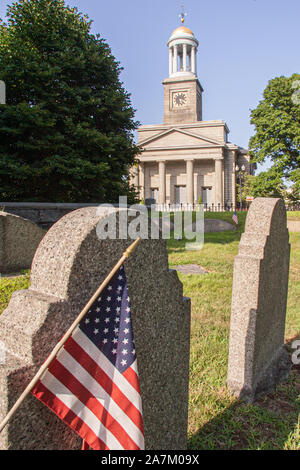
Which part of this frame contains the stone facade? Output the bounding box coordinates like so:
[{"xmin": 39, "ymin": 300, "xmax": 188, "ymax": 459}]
[{"xmin": 132, "ymin": 25, "xmax": 254, "ymax": 208}]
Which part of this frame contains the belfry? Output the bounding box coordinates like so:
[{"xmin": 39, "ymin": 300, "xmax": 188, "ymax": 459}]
[
  {"xmin": 163, "ymin": 26, "xmax": 203, "ymax": 124},
  {"xmin": 132, "ymin": 16, "xmax": 254, "ymax": 208}
]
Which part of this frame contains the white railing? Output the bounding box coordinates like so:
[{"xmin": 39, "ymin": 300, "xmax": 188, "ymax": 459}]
[{"xmin": 148, "ymin": 203, "xmax": 238, "ymax": 212}]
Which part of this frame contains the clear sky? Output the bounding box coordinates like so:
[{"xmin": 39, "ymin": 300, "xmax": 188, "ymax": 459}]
[{"xmin": 0, "ymin": 0, "xmax": 299, "ymax": 173}]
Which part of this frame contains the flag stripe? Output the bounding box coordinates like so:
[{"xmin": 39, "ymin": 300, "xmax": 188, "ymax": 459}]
[
  {"xmin": 65, "ymin": 335, "xmax": 144, "ymax": 434},
  {"xmin": 55, "ymin": 347, "xmax": 144, "ymax": 447},
  {"xmin": 130, "ymin": 360, "xmax": 139, "ymax": 373},
  {"xmin": 38, "ymin": 371, "xmax": 124, "ymax": 450},
  {"xmin": 72, "ymin": 328, "xmax": 142, "ymax": 410},
  {"xmin": 33, "ymin": 380, "xmax": 109, "ymax": 450},
  {"xmin": 32, "ymin": 266, "xmax": 144, "ymax": 450},
  {"xmin": 48, "ymin": 356, "xmax": 141, "ymax": 450},
  {"xmin": 123, "ymin": 367, "xmax": 141, "ymax": 394},
  {"xmin": 81, "ymin": 440, "xmax": 91, "ymax": 450}
]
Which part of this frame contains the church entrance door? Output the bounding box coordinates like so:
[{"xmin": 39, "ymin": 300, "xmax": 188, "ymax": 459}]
[
  {"xmin": 151, "ymin": 188, "xmax": 159, "ymax": 203},
  {"xmin": 175, "ymin": 185, "xmax": 187, "ymax": 204},
  {"xmin": 202, "ymin": 187, "xmax": 212, "ymax": 205}
]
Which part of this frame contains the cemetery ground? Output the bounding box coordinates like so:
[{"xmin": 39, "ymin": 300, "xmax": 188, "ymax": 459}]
[{"xmin": 0, "ymin": 212, "xmax": 299, "ymax": 450}]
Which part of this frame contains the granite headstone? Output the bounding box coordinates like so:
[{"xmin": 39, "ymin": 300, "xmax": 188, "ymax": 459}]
[
  {"xmin": 0, "ymin": 206, "xmax": 190, "ymax": 449},
  {"xmin": 0, "ymin": 211, "xmax": 45, "ymax": 274},
  {"xmin": 227, "ymin": 198, "xmax": 291, "ymax": 402}
]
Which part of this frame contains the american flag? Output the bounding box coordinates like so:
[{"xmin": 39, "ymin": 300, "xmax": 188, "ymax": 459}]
[
  {"xmin": 232, "ymin": 211, "xmax": 238, "ymax": 225},
  {"xmin": 32, "ymin": 265, "xmax": 144, "ymax": 450}
]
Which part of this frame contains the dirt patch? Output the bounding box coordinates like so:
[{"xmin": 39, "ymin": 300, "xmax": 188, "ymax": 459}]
[{"xmin": 256, "ymin": 370, "xmax": 300, "ymax": 416}]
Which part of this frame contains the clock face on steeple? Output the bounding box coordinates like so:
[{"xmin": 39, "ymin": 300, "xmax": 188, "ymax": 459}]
[
  {"xmin": 173, "ymin": 92, "xmax": 187, "ymax": 107},
  {"xmin": 164, "ymin": 83, "xmax": 202, "ymax": 122}
]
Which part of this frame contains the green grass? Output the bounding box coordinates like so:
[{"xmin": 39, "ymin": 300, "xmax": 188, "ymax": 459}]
[
  {"xmin": 166, "ymin": 212, "xmax": 300, "ymax": 450},
  {"xmin": 0, "ymin": 211, "xmax": 299, "ymax": 450},
  {"xmin": 0, "ymin": 270, "xmax": 30, "ymax": 314},
  {"xmin": 287, "ymin": 211, "xmax": 300, "ymax": 220}
]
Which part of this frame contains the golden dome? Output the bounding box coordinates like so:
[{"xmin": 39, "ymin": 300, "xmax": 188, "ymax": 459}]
[{"xmin": 171, "ymin": 26, "xmax": 194, "ymax": 37}]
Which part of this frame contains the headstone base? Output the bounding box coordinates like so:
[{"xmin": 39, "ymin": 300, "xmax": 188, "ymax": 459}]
[{"xmin": 227, "ymin": 345, "xmax": 291, "ymax": 403}]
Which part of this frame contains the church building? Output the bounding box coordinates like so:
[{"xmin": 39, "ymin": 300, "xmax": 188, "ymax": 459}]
[{"xmin": 131, "ymin": 23, "xmax": 254, "ymax": 209}]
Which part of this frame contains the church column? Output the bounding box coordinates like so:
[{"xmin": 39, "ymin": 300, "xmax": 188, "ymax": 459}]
[
  {"xmin": 179, "ymin": 53, "xmax": 183, "ymax": 71},
  {"xmin": 215, "ymin": 158, "xmax": 223, "ymax": 207},
  {"xmin": 139, "ymin": 162, "xmax": 145, "ymax": 201},
  {"xmin": 191, "ymin": 46, "xmax": 196, "ymax": 74},
  {"xmin": 158, "ymin": 161, "xmax": 166, "ymax": 204},
  {"xmin": 144, "ymin": 164, "xmax": 151, "ymax": 200},
  {"xmin": 186, "ymin": 159, "xmax": 194, "ymax": 205},
  {"xmin": 231, "ymin": 151, "xmax": 237, "ymax": 210},
  {"xmin": 183, "ymin": 44, "xmax": 187, "ymax": 72},
  {"xmin": 133, "ymin": 165, "xmax": 140, "ymax": 189},
  {"xmin": 169, "ymin": 47, "xmax": 173, "ymax": 75},
  {"xmin": 132, "ymin": 165, "xmax": 139, "ymax": 191},
  {"xmin": 173, "ymin": 44, "xmax": 178, "ymax": 73}
]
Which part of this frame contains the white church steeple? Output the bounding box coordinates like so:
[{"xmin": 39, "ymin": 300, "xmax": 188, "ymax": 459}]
[
  {"xmin": 162, "ymin": 16, "xmax": 203, "ymax": 124},
  {"xmin": 167, "ymin": 25, "xmax": 199, "ymax": 78}
]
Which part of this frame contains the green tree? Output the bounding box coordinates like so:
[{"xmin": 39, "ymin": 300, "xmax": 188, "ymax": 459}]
[
  {"xmin": 0, "ymin": 0, "xmax": 140, "ymax": 202},
  {"xmin": 240, "ymin": 170, "xmax": 286, "ymax": 201},
  {"xmin": 286, "ymin": 169, "xmax": 300, "ymax": 203},
  {"xmin": 249, "ymin": 73, "xmax": 300, "ymax": 191}
]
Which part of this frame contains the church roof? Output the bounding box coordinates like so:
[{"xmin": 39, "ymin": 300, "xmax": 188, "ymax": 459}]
[{"xmin": 170, "ymin": 26, "xmax": 195, "ymax": 38}]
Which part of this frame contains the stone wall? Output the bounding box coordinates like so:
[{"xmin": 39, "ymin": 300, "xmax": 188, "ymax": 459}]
[{"xmin": 0, "ymin": 203, "xmax": 100, "ymax": 229}]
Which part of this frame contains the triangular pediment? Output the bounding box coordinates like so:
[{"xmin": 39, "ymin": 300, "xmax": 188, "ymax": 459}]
[{"xmin": 139, "ymin": 127, "xmax": 223, "ymax": 149}]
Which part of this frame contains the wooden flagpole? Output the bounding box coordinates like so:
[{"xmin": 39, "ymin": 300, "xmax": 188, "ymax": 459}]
[{"xmin": 0, "ymin": 237, "xmax": 141, "ymax": 434}]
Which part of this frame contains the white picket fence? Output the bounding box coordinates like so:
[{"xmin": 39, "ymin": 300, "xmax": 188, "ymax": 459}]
[{"xmin": 149, "ymin": 203, "xmax": 236, "ymax": 212}]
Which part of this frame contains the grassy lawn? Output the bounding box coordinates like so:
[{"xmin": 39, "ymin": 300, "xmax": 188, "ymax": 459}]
[
  {"xmin": 0, "ymin": 210, "xmax": 299, "ymax": 450},
  {"xmin": 287, "ymin": 211, "xmax": 300, "ymax": 220},
  {"xmin": 167, "ymin": 211, "xmax": 300, "ymax": 450},
  {"xmin": 0, "ymin": 270, "xmax": 30, "ymax": 314}
]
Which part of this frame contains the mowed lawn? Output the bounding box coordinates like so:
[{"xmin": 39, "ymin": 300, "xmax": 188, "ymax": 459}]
[
  {"xmin": 0, "ymin": 211, "xmax": 299, "ymax": 450},
  {"xmin": 167, "ymin": 211, "xmax": 300, "ymax": 450}
]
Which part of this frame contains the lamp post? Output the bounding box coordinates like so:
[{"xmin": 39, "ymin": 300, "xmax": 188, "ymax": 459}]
[
  {"xmin": 235, "ymin": 164, "xmax": 246, "ymax": 211},
  {"xmin": 0, "ymin": 81, "xmax": 6, "ymax": 104}
]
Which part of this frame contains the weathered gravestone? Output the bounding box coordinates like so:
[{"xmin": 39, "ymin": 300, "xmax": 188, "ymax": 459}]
[
  {"xmin": 145, "ymin": 198, "xmax": 156, "ymax": 207},
  {"xmin": 0, "ymin": 212, "xmax": 45, "ymax": 274},
  {"xmin": 0, "ymin": 206, "xmax": 191, "ymax": 450},
  {"xmin": 227, "ymin": 198, "xmax": 291, "ymax": 403}
]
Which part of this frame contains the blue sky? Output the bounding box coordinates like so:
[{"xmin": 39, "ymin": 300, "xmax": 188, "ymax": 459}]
[{"xmin": 1, "ymin": 0, "xmax": 299, "ymax": 173}]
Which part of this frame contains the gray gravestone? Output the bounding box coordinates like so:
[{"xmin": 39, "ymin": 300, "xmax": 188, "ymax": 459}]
[
  {"xmin": 0, "ymin": 212, "xmax": 45, "ymax": 274},
  {"xmin": 0, "ymin": 81, "xmax": 5, "ymax": 104},
  {"xmin": 227, "ymin": 198, "xmax": 291, "ymax": 402},
  {"xmin": 0, "ymin": 207, "xmax": 190, "ymax": 450},
  {"xmin": 185, "ymin": 219, "xmax": 236, "ymax": 233},
  {"xmin": 145, "ymin": 198, "xmax": 156, "ymax": 207}
]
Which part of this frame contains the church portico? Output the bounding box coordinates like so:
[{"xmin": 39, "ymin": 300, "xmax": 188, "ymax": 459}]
[
  {"xmin": 140, "ymin": 156, "xmax": 224, "ymax": 206},
  {"xmin": 132, "ymin": 19, "xmax": 254, "ymax": 209}
]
